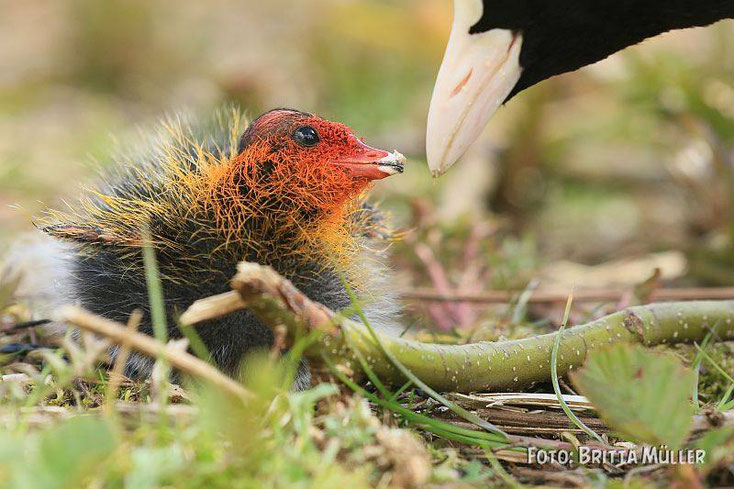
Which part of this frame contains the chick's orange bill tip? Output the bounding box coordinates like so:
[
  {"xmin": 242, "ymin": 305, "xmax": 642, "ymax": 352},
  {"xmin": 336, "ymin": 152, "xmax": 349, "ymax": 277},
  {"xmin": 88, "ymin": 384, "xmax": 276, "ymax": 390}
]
[
  {"xmin": 338, "ymin": 136, "xmax": 405, "ymax": 180},
  {"xmin": 426, "ymin": 0, "xmax": 523, "ymax": 177}
]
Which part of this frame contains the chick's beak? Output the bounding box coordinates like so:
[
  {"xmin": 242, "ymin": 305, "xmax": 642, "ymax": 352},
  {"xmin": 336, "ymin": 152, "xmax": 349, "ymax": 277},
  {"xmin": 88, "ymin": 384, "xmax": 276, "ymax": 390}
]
[
  {"xmin": 340, "ymin": 137, "xmax": 406, "ymax": 181},
  {"xmin": 426, "ymin": 0, "xmax": 523, "ymax": 177}
]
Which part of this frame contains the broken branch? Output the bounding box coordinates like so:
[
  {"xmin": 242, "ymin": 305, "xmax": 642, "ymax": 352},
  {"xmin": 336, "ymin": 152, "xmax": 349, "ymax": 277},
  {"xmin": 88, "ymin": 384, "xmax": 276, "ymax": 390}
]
[
  {"xmin": 60, "ymin": 306, "xmax": 252, "ymax": 401},
  {"xmin": 181, "ymin": 262, "xmax": 734, "ymax": 393}
]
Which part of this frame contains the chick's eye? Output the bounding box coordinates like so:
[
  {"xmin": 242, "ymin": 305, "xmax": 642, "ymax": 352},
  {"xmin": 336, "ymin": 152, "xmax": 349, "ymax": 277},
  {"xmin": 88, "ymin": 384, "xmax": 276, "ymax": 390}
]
[{"xmin": 293, "ymin": 126, "xmax": 320, "ymax": 147}]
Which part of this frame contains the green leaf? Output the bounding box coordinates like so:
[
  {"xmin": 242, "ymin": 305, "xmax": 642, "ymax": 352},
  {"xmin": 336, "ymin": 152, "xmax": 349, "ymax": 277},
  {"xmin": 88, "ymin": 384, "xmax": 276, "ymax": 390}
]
[
  {"xmin": 12, "ymin": 417, "xmax": 118, "ymax": 489},
  {"xmin": 570, "ymin": 344, "xmax": 695, "ymax": 448},
  {"xmin": 125, "ymin": 445, "xmax": 186, "ymax": 489}
]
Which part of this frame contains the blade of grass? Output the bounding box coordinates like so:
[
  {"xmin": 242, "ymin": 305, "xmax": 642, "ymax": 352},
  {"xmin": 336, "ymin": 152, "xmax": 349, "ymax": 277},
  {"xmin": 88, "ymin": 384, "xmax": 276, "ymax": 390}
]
[
  {"xmin": 339, "ymin": 278, "xmax": 507, "ymax": 438},
  {"xmin": 346, "ymin": 349, "xmax": 511, "ymax": 445},
  {"xmin": 279, "ymin": 330, "xmax": 321, "ymax": 391},
  {"xmin": 692, "ymin": 323, "xmax": 719, "ymax": 409},
  {"xmin": 141, "ymin": 225, "xmax": 170, "ymax": 438},
  {"xmin": 716, "ymin": 383, "xmax": 734, "ymax": 411},
  {"xmin": 18, "ymin": 363, "xmax": 54, "ymax": 434},
  {"xmin": 141, "ymin": 226, "xmax": 167, "ymax": 344},
  {"xmin": 421, "ymin": 424, "xmax": 502, "ymax": 447},
  {"xmin": 322, "ymin": 354, "xmax": 511, "ymax": 447},
  {"xmin": 106, "ymin": 310, "xmax": 143, "ymax": 410},
  {"xmin": 551, "ymin": 294, "xmax": 605, "ymax": 444},
  {"xmin": 388, "ymin": 380, "xmax": 414, "ymax": 403},
  {"xmin": 340, "ymin": 318, "xmax": 401, "ymax": 401},
  {"xmin": 177, "ymin": 320, "xmax": 210, "ymax": 362},
  {"xmin": 694, "ymin": 344, "xmax": 734, "ymax": 385},
  {"xmin": 352, "ymin": 343, "xmax": 393, "ymax": 399},
  {"xmin": 511, "ymin": 278, "xmax": 539, "ymax": 324},
  {"xmin": 345, "ymin": 339, "xmax": 513, "ymax": 446}
]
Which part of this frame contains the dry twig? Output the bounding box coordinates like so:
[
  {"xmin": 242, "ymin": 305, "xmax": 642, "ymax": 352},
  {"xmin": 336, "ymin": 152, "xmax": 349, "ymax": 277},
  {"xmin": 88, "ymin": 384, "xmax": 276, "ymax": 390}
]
[
  {"xmin": 400, "ymin": 286, "xmax": 734, "ymax": 304},
  {"xmin": 180, "ymin": 262, "xmax": 734, "ymax": 393},
  {"xmin": 60, "ymin": 306, "xmax": 252, "ymax": 401}
]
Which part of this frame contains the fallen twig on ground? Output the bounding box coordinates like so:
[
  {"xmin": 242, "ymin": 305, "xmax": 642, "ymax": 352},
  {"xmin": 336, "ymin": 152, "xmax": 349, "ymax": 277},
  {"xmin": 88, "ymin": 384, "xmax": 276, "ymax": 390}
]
[
  {"xmin": 399, "ymin": 286, "xmax": 734, "ymax": 304},
  {"xmin": 60, "ymin": 306, "xmax": 252, "ymax": 401},
  {"xmin": 180, "ymin": 262, "xmax": 734, "ymax": 393}
]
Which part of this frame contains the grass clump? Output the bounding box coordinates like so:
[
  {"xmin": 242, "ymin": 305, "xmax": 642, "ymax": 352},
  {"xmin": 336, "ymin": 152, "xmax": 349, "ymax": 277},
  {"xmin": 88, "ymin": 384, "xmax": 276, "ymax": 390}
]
[{"xmin": 0, "ymin": 348, "xmax": 433, "ymax": 489}]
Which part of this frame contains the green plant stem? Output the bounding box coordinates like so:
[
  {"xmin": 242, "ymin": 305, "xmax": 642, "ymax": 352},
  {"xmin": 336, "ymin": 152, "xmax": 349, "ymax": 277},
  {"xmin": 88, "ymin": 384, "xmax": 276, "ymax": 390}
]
[
  {"xmin": 228, "ymin": 263, "xmax": 734, "ymax": 393},
  {"xmin": 324, "ymin": 301, "xmax": 734, "ymax": 392}
]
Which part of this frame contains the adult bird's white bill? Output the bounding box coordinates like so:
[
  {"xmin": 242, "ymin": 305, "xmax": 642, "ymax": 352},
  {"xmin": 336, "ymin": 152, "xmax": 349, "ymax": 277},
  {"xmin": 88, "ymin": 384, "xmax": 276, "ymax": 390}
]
[
  {"xmin": 426, "ymin": 0, "xmax": 734, "ymax": 177},
  {"xmin": 426, "ymin": 0, "xmax": 522, "ymax": 177}
]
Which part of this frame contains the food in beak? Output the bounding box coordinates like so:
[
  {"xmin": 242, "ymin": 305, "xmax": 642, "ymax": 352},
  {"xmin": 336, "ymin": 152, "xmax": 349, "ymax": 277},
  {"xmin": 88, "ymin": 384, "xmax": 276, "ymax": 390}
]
[
  {"xmin": 376, "ymin": 151, "xmax": 406, "ymax": 176},
  {"xmin": 341, "ymin": 149, "xmax": 406, "ymax": 180}
]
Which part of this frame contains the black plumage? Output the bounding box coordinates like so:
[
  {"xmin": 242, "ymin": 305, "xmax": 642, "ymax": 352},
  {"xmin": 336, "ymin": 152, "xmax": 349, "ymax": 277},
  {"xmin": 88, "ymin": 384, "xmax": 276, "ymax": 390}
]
[
  {"xmin": 36, "ymin": 108, "xmax": 403, "ymax": 387},
  {"xmin": 427, "ymin": 0, "xmax": 734, "ymax": 173},
  {"xmin": 470, "ymin": 0, "xmax": 734, "ymax": 100}
]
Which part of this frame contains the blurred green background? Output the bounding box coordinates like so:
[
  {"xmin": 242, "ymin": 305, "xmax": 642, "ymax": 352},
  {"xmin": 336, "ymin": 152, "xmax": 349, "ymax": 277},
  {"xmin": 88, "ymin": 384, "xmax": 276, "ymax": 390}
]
[{"xmin": 1, "ymin": 0, "xmax": 733, "ymax": 290}]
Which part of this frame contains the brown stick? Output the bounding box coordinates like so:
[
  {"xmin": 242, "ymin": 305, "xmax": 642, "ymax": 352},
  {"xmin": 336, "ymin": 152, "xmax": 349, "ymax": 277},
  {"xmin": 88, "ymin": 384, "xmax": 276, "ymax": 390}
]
[
  {"xmin": 178, "ymin": 291, "xmax": 244, "ymax": 327},
  {"xmin": 445, "ymin": 406, "xmax": 734, "ymax": 436},
  {"xmin": 210, "ymin": 262, "xmax": 734, "ymax": 393},
  {"xmin": 60, "ymin": 306, "xmax": 252, "ymax": 401},
  {"xmin": 399, "ymin": 286, "xmax": 734, "ymax": 304},
  {"xmin": 161, "ymin": 286, "xmax": 734, "ymax": 327},
  {"xmin": 229, "ymin": 263, "xmax": 338, "ymax": 343},
  {"xmin": 691, "ymin": 409, "xmax": 734, "ymax": 432}
]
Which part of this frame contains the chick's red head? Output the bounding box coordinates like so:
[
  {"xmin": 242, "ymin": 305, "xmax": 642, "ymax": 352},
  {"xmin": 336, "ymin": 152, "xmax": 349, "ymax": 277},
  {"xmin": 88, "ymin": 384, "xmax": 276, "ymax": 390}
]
[{"xmin": 234, "ymin": 108, "xmax": 405, "ymax": 213}]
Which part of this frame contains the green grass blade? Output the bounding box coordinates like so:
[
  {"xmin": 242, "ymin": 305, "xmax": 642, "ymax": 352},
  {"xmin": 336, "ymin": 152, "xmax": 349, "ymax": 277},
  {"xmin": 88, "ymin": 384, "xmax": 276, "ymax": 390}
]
[
  {"xmin": 339, "ymin": 278, "xmax": 507, "ymax": 438},
  {"xmin": 695, "ymin": 344, "xmax": 734, "ymax": 385},
  {"xmin": 322, "ymin": 354, "xmax": 510, "ymax": 447},
  {"xmin": 141, "ymin": 226, "xmax": 167, "ymax": 344},
  {"xmin": 716, "ymin": 383, "xmax": 734, "ymax": 411},
  {"xmin": 177, "ymin": 321, "xmax": 211, "ymax": 361},
  {"xmin": 551, "ymin": 295, "xmax": 605, "ymax": 444},
  {"xmin": 388, "ymin": 380, "xmax": 414, "ymax": 403},
  {"xmin": 692, "ymin": 323, "xmax": 719, "ymax": 409}
]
